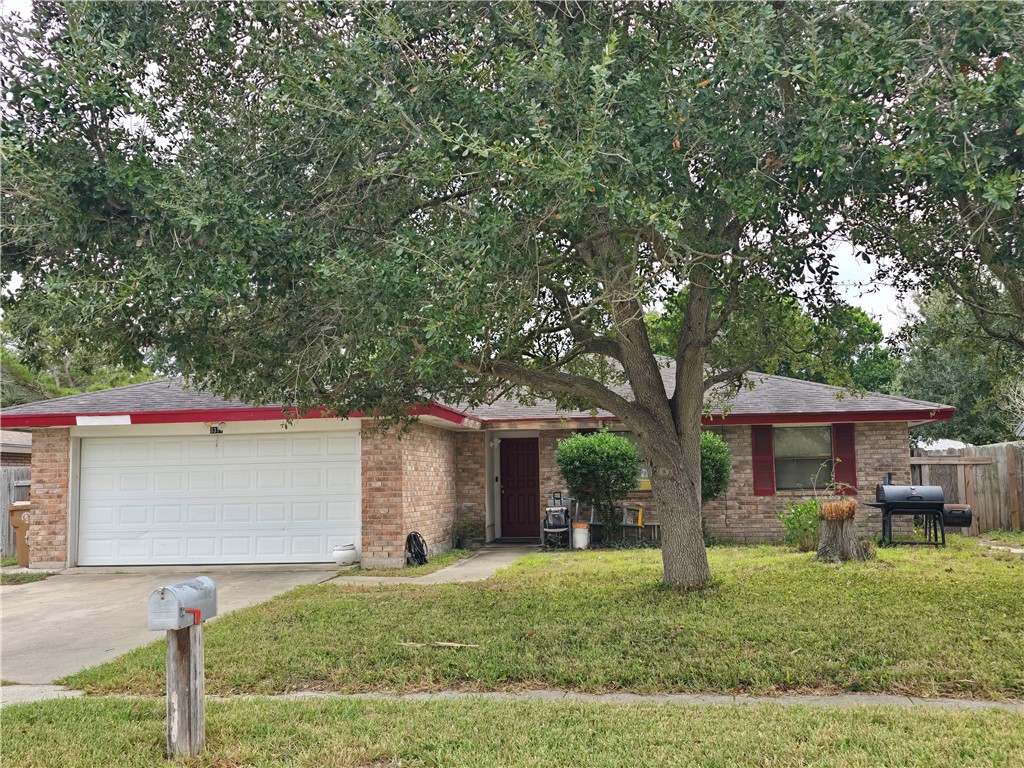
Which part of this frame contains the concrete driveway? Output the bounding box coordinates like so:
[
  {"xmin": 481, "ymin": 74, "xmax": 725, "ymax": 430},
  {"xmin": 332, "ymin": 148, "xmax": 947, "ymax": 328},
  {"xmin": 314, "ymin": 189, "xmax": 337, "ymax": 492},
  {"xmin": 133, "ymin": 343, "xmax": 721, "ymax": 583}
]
[{"xmin": 0, "ymin": 566, "xmax": 336, "ymax": 685}]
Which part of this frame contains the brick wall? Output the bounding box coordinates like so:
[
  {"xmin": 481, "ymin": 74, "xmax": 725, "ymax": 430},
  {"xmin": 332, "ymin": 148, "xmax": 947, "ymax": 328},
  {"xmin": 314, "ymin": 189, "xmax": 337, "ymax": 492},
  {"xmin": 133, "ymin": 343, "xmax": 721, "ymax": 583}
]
[
  {"xmin": 28, "ymin": 428, "xmax": 70, "ymax": 568},
  {"xmin": 360, "ymin": 429, "xmax": 406, "ymax": 568},
  {"xmin": 401, "ymin": 423, "xmax": 457, "ymax": 555},
  {"xmin": 1, "ymin": 451, "xmax": 32, "ymax": 467},
  {"xmin": 361, "ymin": 423, "xmax": 461, "ymax": 568},
  {"xmin": 695, "ymin": 423, "xmax": 912, "ymax": 542},
  {"xmin": 454, "ymin": 431, "xmax": 487, "ymax": 529},
  {"xmin": 530, "ymin": 422, "xmax": 912, "ymax": 543}
]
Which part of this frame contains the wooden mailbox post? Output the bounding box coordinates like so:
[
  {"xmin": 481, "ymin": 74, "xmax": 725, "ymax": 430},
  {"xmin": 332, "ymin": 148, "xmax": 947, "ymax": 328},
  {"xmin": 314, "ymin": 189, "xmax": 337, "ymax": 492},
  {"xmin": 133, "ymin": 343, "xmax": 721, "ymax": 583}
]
[{"xmin": 147, "ymin": 577, "xmax": 217, "ymax": 758}]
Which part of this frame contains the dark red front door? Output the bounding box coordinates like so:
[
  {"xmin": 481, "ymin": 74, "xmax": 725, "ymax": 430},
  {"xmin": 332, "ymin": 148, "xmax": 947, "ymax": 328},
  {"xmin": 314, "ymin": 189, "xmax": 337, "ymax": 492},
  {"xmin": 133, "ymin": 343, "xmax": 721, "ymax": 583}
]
[{"xmin": 500, "ymin": 438, "xmax": 540, "ymax": 538}]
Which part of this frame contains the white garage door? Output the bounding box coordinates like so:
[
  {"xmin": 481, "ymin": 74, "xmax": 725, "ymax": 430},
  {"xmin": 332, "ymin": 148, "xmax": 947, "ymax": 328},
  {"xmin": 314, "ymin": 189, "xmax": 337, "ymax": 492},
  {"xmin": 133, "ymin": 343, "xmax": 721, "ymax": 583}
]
[{"xmin": 77, "ymin": 431, "xmax": 360, "ymax": 565}]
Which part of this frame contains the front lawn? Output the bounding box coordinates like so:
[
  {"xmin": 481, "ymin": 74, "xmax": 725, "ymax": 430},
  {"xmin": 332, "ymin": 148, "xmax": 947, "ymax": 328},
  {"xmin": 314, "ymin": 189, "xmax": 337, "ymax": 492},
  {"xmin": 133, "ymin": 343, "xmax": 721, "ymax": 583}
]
[
  {"xmin": 64, "ymin": 540, "xmax": 1024, "ymax": 699},
  {"xmin": 4, "ymin": 697, "xmax": 1023, "ymax": 768}
]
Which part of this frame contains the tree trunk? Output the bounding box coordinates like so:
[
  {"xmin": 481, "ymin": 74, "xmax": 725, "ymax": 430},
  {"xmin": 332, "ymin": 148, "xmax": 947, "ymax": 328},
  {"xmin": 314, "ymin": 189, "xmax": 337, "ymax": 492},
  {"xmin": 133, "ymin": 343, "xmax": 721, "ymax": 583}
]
[
  {"xmin": 646, "ymin": 435, "xmax": 712, "ymax": 589},
  {"xmin": 815, "ymin": 518, "xmax": 869, "ymax": 563}
]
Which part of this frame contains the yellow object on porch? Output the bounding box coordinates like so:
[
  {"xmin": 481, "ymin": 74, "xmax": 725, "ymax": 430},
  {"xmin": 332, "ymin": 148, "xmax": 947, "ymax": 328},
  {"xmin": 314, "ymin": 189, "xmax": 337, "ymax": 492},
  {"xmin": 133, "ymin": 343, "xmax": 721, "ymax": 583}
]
[{"xmin": 638, "ymin": 507, "xmax": 644, "ymax": 528}]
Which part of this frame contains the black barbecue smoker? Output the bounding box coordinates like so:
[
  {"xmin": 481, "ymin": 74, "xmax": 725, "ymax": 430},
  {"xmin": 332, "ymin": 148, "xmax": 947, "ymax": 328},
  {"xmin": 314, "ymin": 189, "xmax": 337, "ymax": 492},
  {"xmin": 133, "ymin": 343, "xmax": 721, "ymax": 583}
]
[{"xmin": 867, "ymin": 477, "xmax": 973, "ymax": 546}]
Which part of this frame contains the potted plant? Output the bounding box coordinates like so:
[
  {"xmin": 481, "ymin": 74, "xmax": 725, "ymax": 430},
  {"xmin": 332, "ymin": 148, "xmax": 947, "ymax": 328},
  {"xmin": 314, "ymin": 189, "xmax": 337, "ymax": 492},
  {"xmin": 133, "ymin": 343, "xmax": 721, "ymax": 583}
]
[{"xmin": 453, "ymin": 518, "xmax": 486, "ymax": 550}]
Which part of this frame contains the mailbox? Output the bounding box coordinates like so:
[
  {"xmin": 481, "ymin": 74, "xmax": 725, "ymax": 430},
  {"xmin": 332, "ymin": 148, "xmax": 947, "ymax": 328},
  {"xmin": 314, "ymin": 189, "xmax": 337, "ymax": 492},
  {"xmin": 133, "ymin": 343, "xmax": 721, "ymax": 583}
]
[{"xmin": 148, "ymin": 577, "xmax": 218, "ymax": 631}]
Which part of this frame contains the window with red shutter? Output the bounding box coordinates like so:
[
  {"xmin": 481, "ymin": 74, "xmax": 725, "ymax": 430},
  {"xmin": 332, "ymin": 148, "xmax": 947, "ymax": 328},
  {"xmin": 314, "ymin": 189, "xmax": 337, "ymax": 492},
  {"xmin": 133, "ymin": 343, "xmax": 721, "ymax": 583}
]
[
  {"xmin": 751, "ymin": 425, "xmax": 775, "ymax": 496},
  {"xmin": 831, "ymin": 423, "xmax": 857, "ymax": 494}
]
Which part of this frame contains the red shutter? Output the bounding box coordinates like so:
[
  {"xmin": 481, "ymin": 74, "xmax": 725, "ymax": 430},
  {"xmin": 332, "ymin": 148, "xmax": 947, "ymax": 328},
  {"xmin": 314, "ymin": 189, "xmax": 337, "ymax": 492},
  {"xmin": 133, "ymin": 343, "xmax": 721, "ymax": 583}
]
[
  {"xmin": 751, "ymin": 426, "xmax": 775, "ymax": 496},
  {"xmin": 832, "ymin": 423, "xmax": 857, "ymax": 495}
]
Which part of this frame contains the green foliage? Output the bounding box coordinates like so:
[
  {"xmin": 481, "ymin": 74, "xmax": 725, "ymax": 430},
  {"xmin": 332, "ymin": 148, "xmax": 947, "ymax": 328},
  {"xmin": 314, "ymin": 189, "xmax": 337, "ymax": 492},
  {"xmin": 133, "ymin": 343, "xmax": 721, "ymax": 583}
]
[
  {"xmin": 649, "ymin": 299, "xmax": 899, "ymax": 393},
  {"xmin": 895, "ymin": 292, "xmax": 1022, "ymax": 445},
  {"xmin": 454, "ymin": 518, "xmax": 485, "ymax": 542},
  {"xmin": 775, "ymin": 498, "xmax": 820, "ymax": 552},
  {"xmin": 3, "ymin": 2, "xmax": 1020, "ymax": 585},
  {"xmin": 555, "ymin": 431, "xmax": 641, "ymax": 529},
  {"xmin": 700, "ymin": 431, "xmax": 731, "ymax": 504},
  {"xmin": 0, "ymin": 342, "xmax": 155, "ymax": 410}
]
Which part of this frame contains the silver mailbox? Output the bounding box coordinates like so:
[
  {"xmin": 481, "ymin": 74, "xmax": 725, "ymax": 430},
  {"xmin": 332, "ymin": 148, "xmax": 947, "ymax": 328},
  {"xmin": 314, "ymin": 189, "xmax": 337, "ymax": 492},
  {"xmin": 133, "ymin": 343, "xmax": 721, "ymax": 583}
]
[{"xmin": 148, "ymin": 577, "xmax": 218, "ymax": 631}]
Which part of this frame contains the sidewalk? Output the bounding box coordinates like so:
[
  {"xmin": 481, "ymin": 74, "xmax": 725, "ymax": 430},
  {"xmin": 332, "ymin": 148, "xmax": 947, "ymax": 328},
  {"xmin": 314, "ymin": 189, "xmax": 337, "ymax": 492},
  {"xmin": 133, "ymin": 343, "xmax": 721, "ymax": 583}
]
[{"xmin": 4, "ymin": 686, "xmax": 1021, "ymax": 711}]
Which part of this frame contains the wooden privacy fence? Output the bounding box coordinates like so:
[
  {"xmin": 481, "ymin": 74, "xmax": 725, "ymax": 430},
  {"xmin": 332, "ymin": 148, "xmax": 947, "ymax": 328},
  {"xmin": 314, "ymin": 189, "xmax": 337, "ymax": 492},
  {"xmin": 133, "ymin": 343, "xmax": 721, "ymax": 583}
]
[
  {"xmin": 1, "ymin": 467, "xmax": 31, "ymax": 559},
  {"xmin": 910, "ymin": 441, "xmax": 1023, "ymax": 534}
]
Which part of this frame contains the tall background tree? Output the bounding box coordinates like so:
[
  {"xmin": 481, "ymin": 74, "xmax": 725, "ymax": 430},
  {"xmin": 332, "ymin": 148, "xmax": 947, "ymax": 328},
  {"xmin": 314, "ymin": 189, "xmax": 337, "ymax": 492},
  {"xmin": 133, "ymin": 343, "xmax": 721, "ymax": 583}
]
[
  {"xmin": 3, "ymin": 2, "xmax": 1020, "ymax": 587},
  {"xmin": 894, "ymin": 292, "xmax": 1023, "ymax": 446}
]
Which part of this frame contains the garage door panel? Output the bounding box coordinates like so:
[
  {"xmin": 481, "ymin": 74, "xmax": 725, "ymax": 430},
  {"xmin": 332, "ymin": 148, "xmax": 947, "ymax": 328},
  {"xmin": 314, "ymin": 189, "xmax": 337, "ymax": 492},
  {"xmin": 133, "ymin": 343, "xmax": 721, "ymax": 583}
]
[{"xmin": 78, "ymin": 432, "xmax": 361, "ymax": 565}]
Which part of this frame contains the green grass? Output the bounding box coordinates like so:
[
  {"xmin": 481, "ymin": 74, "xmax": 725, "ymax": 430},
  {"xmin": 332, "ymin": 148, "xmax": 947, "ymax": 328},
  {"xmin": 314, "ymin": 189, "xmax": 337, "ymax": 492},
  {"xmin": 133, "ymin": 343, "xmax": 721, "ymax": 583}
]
[
  {"xmin": 4, "ymin": 697, "xmax": 1023, "ymax": 767},
  {"xmin": 2, "ymin": 555, "xmax": 19, "ymax": 567},
  {"xmin": 352, "ymin": 548, "xmax": 474, "ymax": 577},
  {"xmin": 63, "ymin": 539, "xmax": 1024, "ymax": 699},
  {"xmin": 0, "ymin": 570, "xmax": 51, "ymax": 585},
  {"xmin": 982, "ymin": 530, "xmax": 1024, "ymax": 546}
]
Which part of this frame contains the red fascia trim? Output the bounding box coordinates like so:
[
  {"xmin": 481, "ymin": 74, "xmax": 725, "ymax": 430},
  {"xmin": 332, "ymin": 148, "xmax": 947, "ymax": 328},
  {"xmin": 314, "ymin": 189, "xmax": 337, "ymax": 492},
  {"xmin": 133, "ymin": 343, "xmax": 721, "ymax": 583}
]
[
  {"xmin": 407, "ymin": 403, "xmax": 479, "ymax": 428},
  {"xmin": 1, "ymin": 402, "xmax": 481, "ymax": 430},
  {"xmin": 0, "ymin": 407, "xmax": 306, "ymax": 428}
]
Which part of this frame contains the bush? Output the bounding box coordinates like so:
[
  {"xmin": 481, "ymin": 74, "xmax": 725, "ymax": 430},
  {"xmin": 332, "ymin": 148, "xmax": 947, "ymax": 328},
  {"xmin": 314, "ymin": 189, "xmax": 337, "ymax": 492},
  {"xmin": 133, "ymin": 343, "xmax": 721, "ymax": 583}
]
[
  {"xmin": 555, "ymin": 430, "xmax": 642, "ymax": 530},
  {"xmin": 453, "ymin": 517, "xmax": 484, "ymax": 542},
  {"xmin": 775, "ymin": 498, "xmax": 820, "ymax": 551},
  {"xmin": 700, "ymin": 431, "xmax": 731, "ymax": 503}
]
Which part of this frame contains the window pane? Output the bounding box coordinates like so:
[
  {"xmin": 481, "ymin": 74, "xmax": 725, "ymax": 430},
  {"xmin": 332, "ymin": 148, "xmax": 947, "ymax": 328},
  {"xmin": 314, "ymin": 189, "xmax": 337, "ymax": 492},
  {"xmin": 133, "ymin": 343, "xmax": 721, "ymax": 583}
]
[
  {"xmin": 775, "ymin": 458, "xmax": 833, "ymax": 490},
  {"xmin": 773, "ymin": 427, "xmax": 832, "ymax": 459},
  {"xmin": 615, "ymin": 432, "xmax": 649, "ymax": 489}
]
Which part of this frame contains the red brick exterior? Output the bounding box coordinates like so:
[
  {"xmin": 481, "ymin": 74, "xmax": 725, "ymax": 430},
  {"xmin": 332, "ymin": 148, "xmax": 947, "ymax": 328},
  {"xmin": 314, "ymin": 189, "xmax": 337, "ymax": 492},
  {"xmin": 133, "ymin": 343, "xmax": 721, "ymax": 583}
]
[
  {"xmin": 360, "ymin": 428, "xmax": 406, "ymax": 568},
  {"xmin": 454, "ymin": 431, "xmax": 487, "ymax": 528},
  {"xmin": 361, "ymin": 423, "xmax": 461, "ymax": 568},
  {"xmin": 20, "ymin": 418, "xmax": 912, "ymax": 570},
  {"xmin": 1, "ymin": 451, "xmax": 31, "ymax": 467},
  {"xmin": 402, "ymin": 424, "xmax": 457, "ymax": 553},
  {"xmin": 528, "ymin": 422, "xmax": 912, "ymax": 543},
  {"xmin": 27, "ymin": 428, "xmax": 70, "ymax": 568}
]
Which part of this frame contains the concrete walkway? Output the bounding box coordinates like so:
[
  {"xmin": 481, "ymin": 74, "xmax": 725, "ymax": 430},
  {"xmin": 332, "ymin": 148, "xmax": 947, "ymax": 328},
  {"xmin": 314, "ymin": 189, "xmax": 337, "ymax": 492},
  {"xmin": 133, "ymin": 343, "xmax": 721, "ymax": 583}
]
[
  {"xmin": 1, "ymin": 546, "xmax": 538, "ymax": 707},
  {"xmin": 978, "ymin": 539, "xmax": 1024, "ymax": 557},
  {"xmin": 0, "ymin": 566, "xmax": 337, "ymax": 686},
  {"xmin": 329, "ymin": 545, "xmax": 538, "ymax": 586},
  {"xmin": 5, "ymin": 686, "xmax": 1021, "ymax": 711}
]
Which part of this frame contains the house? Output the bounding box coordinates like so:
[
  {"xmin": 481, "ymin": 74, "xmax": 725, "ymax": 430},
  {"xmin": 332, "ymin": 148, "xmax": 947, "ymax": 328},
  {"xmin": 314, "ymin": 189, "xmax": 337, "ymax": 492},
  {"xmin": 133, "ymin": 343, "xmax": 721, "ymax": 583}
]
[
  {"xmin": 0, "ymin": 370, "xmax": 953, "ymax": 569},
  {"xmin": 1, "ymin": 430, "xmax": 32, "ymax": 467}
]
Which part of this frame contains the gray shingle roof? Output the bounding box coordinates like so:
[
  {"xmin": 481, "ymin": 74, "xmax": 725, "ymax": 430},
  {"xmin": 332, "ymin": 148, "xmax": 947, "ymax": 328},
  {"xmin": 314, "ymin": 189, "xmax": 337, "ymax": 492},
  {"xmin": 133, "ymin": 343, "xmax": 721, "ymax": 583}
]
[
  {"xmin": 0, "ymin": 379, "xmax": 261, "ymax": 416},
  {"xmin": 0, "ymin": 364, "xmax": 950, "ymax": 424},
  {"xmin": 463, "ymin": 368, "xmax": 948, "ymax": 421}
]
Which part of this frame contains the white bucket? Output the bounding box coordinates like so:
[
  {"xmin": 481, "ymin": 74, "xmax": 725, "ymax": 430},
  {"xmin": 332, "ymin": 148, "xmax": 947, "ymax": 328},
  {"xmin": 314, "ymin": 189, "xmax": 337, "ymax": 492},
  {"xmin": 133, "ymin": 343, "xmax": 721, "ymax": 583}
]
[
  {"xmin": 332, "ymin": 544, "xmax": 359, "ymax": 567},
  {"xmin": 572, "ymin": 526, "xmax": 590, "ymax": 550}
]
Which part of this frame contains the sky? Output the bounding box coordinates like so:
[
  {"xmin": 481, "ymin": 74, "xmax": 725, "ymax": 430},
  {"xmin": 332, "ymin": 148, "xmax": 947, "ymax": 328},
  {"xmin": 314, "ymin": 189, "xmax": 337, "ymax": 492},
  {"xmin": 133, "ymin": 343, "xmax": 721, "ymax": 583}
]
[{"xmin": 2, "ymin": 0, "xmax": 913, "ymax": 337}]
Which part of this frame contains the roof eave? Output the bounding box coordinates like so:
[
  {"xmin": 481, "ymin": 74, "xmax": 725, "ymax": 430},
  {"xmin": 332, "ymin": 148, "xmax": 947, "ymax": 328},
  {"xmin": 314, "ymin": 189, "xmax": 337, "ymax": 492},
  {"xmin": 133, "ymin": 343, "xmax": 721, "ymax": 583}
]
[{"xmin": 0, "ymin": 402, "xmax": 482, "ymax": 431}]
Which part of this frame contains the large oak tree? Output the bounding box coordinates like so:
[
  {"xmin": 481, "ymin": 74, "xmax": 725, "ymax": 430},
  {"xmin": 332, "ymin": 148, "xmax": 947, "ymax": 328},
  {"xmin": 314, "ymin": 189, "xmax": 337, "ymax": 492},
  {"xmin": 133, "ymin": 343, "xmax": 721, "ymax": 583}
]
[{"xmin": 3, "ymin": 1, "xmax": 1020, "ymax": 587}]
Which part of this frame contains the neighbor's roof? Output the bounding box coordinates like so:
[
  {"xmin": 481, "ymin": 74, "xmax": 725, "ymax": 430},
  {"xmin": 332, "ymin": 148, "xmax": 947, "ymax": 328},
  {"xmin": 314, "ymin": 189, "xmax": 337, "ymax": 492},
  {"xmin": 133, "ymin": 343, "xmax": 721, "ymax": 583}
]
[
  {"xmin": 0, "ymin": 366, "xmax": 954, "ymax": 429},
  {"xmin": 0, "ymin": 429, "xmax": 32, "ymax": 451}
]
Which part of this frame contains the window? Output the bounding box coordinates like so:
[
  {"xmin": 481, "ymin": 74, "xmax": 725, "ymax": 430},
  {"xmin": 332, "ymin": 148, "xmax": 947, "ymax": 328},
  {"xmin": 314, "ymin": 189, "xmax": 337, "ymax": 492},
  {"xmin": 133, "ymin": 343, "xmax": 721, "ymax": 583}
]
[
  {"xmin": 773, "ymin": 427, "xmax": 833, "ymax": 490},
  {"xmin": 616, "ymin": 432, "xmax": 651, "ymax": 491}
]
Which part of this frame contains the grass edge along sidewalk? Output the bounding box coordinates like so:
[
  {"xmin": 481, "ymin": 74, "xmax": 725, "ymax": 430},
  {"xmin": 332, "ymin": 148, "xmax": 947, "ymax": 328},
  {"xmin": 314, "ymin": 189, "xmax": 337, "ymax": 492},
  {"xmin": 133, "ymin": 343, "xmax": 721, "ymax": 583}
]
[{"xmin": 4, "ymin": 696, "xmax": 1024, "ymax": 767}]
